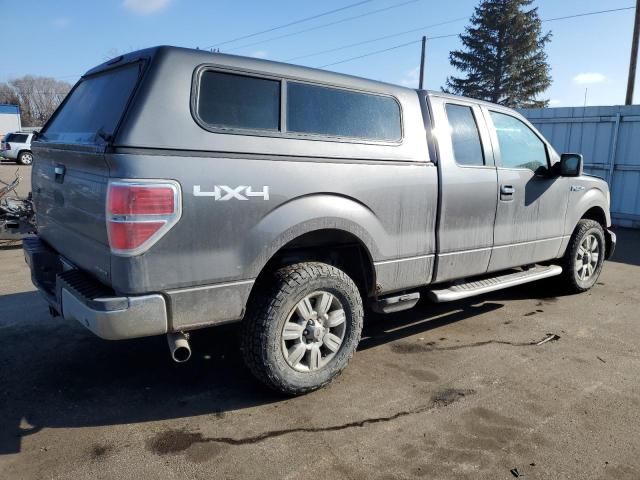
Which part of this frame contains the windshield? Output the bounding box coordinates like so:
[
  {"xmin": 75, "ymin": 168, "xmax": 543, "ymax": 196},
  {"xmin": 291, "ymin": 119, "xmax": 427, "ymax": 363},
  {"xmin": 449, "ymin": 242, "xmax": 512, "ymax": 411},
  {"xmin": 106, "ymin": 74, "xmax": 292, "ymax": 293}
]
[{"xmin": 41, "ymin": 62, "xmax": 140, "ymax": 144}]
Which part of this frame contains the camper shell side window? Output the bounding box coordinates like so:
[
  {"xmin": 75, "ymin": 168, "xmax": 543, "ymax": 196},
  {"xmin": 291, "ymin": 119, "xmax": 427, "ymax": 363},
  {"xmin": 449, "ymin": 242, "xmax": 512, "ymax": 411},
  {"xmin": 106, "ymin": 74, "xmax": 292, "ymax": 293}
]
[{"xmin": 191, "ymin": 65, "xmax": 403, "ymax": 145}]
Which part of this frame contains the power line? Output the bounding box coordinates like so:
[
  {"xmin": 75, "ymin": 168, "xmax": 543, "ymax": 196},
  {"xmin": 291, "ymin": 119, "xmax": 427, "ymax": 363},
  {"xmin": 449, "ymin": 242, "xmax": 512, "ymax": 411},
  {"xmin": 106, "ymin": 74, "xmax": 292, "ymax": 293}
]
[
  {"xmin": 319, "ymin": 34, "xmax": 457, "ymax": 68},
  {"xmin": 32, "ymin": 4, "xmax": 640, "ymax": 81},
  {"xmin": 284, "ymin": 16, "xmax": 466, "ymax": 62},
  {"xmin": 225, "ymin": 0, "xmax": 421, "ymax": 53},
  {"xmin": 318, "ymin": 6, "xmax": 635, "ymax": 69},
  {"xmin": 542, "ymin": 6, "xmax": 635, "ymax": 23},
  {"xmin": 207, "ymin": 0, "xmax": 373, "ymax": 49},
  {"xmin": 319, "ymin": 39, "xmax": 422, "ymax": 68}
]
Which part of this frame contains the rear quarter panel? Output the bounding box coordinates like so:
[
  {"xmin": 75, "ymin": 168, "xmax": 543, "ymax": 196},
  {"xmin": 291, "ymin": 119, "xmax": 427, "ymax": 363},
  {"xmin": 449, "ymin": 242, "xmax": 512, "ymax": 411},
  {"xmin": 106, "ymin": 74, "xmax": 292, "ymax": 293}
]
[{"xmin": 107, "ymin": 153, "xmax": 438, "ymax": 295}]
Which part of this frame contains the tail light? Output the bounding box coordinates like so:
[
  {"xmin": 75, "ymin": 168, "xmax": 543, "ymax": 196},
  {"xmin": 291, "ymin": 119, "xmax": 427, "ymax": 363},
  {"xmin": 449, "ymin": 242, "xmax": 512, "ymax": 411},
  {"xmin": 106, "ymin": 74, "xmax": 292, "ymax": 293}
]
[{"xmin": 106, "ymin": 180, "xmax": 181, "ymax": 256}]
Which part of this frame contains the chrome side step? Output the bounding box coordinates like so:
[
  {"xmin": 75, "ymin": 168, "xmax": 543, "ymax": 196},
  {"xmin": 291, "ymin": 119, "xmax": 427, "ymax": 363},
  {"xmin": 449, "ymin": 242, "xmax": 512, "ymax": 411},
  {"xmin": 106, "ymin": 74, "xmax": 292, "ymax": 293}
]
[
  {"xmin": 371, "ymin": 292, "xmax": 420, "ymax": 314},
  {"xmin": 427, "ymin": 265, "xmax": 562, "ymax": 303}
]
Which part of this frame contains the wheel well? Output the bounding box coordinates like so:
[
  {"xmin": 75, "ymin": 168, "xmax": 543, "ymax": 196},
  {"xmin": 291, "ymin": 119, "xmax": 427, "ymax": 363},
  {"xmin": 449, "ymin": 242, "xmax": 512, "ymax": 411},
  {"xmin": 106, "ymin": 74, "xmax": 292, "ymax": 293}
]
[
  {"xmin": 255, "ymin": 229, "xmax": 376, "ymax": 297},
  {"xmin": 581, "ymin": 206, "xmax": 613, "ymax": 256},
  {"xmin": 582, "ymin": 206, "xmax": 607, "ymax": 228}
]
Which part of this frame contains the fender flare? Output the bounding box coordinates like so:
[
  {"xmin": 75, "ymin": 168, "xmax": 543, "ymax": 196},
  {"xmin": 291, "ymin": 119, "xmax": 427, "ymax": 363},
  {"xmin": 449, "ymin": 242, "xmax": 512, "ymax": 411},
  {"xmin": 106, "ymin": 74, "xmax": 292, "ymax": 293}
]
[
  {"xmin": 565, "ymin": 188, "xmax": 610, "ymax": 235},
  {"xmin": 240, "ymin": 193, "xmax": 388, "ymax": 279}
]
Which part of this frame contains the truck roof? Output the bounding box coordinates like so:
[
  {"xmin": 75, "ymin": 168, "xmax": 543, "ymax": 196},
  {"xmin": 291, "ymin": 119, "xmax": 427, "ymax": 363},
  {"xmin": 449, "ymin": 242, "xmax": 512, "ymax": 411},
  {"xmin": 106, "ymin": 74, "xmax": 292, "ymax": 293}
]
[
  {"xmin": 85, "ymin": 45, "xmax": 420, "ymax": 97},
  {"xmin": 83, "ymin": 46, "xmax": 515, "ymax": 113}
]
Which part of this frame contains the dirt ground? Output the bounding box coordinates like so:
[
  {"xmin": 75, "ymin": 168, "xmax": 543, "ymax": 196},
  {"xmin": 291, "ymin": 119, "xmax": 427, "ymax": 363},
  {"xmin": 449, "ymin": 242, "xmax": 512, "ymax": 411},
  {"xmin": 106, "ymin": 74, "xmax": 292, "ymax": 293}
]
[{"xmin": 1, "ymin": 163, "xmax": 639, "ymax": 479}]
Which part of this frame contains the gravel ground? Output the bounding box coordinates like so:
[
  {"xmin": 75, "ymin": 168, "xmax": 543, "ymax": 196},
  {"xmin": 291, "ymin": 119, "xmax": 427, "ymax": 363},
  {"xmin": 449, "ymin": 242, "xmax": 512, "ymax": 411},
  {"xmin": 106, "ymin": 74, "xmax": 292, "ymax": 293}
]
[{"xmin": 1, "ymin": 163, "xmax": 639, "ymax": 479}]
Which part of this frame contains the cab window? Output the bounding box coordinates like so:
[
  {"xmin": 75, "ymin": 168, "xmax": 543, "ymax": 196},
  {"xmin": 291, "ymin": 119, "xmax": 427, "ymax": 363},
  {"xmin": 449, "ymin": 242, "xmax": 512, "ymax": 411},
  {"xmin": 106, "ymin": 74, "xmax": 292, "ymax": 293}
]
[
  {"xmin": 490, "ymin": 111, "xmax": 548, "ymax": 172},
  {"xmin": 445, "ymin": 104, "xmax": 485, "ymax": 166}
]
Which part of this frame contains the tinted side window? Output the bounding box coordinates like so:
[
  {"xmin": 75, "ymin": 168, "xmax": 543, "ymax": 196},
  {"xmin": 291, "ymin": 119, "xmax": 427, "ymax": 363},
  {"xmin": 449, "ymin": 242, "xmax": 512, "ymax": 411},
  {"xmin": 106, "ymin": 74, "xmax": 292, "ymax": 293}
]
[
  {"xmin": 445, "ymin": 104, "xmax": 484, "ymax": 166},
  {"xmin": 287, "ymin": 82, "xmax": 401, "ymax": 141},
  {"xmin": 198, "ymin": 71, "xmax": 280, "ymax": 131},
  {"xmin": 10, "ymin": 134, "xmax": 28, "ymax": 143},
  {"xmin": 490, "ymin": 111, "xmax": 548, "ymax": 172}
]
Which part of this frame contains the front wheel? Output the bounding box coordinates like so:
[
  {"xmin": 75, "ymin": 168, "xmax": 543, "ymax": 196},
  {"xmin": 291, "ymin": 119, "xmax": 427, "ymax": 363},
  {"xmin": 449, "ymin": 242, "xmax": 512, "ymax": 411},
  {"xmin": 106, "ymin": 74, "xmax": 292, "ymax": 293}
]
[
  {"xmin": 560, "ymin": 219, "xmax": 605, "ymax": 293},
  {"xmin": 241, "ymin": 262, "xmax": 364, "ymax": 395},
  {"xmin": 18, "ymin": 151, "xmax": 33, "ymax": 165}
]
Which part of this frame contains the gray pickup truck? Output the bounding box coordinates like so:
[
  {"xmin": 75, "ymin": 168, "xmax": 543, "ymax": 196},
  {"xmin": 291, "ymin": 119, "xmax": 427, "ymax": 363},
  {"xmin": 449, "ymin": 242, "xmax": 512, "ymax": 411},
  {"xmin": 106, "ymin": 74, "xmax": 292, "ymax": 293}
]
[{"xmin": 24, "ymin": 46, "xmax": 615, "ymax": 394}]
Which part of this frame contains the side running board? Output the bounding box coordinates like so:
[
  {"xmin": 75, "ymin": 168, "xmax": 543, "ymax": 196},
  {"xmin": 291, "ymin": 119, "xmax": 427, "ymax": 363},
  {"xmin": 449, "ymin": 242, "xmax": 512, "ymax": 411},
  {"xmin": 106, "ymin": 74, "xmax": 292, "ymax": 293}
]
[{"xmin": 427, "ymin": 265, "xmax": 562, "ymax": 303}]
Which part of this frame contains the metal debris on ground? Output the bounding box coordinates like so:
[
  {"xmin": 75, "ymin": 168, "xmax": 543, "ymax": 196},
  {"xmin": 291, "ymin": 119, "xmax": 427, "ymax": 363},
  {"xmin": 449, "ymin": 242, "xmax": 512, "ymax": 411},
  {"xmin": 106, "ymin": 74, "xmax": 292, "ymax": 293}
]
[
  {"xmin": 536, "ymin": 333, "xmax": 561, "ymax": 346},
  {"xmin": 510, "ymin": 467, "xmax": 521, "ymax": 477}
]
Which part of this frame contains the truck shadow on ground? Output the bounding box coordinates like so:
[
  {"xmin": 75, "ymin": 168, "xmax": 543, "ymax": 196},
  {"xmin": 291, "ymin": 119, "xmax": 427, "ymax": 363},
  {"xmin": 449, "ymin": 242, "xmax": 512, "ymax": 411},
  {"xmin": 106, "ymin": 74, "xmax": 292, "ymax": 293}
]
[
  {"xmin": 609, "ymin": 227, "xmax": 640, "ymax": 267},
  {"xmin": 0, "ymin": 279, "xmax": 564, "ymax": 455}
]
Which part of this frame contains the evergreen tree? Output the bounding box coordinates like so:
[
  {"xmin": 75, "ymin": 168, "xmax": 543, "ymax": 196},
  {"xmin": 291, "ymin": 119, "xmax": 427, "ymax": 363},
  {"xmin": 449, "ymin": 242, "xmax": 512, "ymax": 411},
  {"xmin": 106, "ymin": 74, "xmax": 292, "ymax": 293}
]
[{"xmin": 445, "ymin": 0, "xmax": 552, "ymax": 108}]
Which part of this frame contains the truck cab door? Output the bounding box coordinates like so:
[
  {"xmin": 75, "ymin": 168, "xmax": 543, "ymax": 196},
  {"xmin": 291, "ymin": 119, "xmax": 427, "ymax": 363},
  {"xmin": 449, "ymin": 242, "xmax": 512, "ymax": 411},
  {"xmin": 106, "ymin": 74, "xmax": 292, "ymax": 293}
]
[
  {"xmin": 428, "ymin": 96, "xmax": 498, "ymax": 283},
  {"xmin": 483, "ymin": 108, "xmax": 569, "ymax": 272}
]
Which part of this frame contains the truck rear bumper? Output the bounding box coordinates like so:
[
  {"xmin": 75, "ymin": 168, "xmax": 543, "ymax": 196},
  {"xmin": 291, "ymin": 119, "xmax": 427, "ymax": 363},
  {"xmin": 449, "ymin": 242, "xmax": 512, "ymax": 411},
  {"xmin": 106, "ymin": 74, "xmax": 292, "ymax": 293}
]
[{"xmin": 23, "ymin": 237, "xmax": 168, "ymax": 340}]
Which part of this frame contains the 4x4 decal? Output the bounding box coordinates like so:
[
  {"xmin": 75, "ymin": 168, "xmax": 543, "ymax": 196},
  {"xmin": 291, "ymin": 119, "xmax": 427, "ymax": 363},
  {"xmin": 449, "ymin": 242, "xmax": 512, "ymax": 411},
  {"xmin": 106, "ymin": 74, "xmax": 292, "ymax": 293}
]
[{"xmin": 193, "ymin": 185, "xmax": 270, "ymax": 201}]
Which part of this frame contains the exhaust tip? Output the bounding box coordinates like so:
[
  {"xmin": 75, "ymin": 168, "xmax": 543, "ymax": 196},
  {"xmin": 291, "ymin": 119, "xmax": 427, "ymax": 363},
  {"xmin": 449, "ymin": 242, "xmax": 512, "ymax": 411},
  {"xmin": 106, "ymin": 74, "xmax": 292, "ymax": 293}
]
[
  {"xmin": 167, "ymin": 332, "xmax": 191, "ymax": 363},
  {"xmin": 172, "ymin": 345, "xmax": 191, "ymax": 363}
]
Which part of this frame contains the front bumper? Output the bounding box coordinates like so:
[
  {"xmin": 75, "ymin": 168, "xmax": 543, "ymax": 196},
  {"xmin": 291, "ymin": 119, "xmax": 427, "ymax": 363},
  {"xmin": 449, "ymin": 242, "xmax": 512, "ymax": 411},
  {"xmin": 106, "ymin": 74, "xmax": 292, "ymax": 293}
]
[
  {"xmin": 605, "ymin": 229, "xmax": 617, "ymax": 259},
  {"xmin": 23, "ymin": 237, "xmax": 168, "ymax": 340}
]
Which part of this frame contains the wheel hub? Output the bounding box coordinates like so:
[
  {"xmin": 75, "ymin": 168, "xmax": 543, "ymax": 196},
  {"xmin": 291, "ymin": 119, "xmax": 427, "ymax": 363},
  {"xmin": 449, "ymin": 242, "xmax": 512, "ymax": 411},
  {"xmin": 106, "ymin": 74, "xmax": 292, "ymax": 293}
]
[
  {"xmin": 281, "ymin": 291, "xmax": 347, "ymax": 372},
  {"xmin": 305, "ymin": 322, "xmax": 325, "ymax": 342}
]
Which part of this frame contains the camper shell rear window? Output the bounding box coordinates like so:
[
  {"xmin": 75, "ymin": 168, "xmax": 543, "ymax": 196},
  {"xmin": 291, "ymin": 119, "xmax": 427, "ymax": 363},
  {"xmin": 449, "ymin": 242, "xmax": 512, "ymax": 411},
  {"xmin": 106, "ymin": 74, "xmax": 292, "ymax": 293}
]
[{"xmin": 41, "ymin": 62, "xmax": 142, "ymax": 144}]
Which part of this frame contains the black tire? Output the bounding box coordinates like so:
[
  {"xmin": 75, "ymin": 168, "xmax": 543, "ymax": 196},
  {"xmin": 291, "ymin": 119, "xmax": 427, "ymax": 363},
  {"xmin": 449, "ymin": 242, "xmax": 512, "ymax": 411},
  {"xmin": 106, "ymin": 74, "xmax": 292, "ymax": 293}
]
[
  {"xmin": 559, "ymin": 219, "xmax": 606, "ymax": 293},
  {"xmin": 18, "ymin": 151, "xmax": 33, "ymax": 165},
  {"xmin": 241, "ymin": 262, "xmax": 364, "ymax": 395}
]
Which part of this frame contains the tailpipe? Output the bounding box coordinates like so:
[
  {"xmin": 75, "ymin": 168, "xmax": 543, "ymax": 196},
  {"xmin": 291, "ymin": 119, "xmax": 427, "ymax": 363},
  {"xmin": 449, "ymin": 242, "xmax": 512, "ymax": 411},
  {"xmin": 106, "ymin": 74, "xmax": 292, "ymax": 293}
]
[{"xmin": 167, "ymin": 332, "xmax": 191, "ymax": 363}]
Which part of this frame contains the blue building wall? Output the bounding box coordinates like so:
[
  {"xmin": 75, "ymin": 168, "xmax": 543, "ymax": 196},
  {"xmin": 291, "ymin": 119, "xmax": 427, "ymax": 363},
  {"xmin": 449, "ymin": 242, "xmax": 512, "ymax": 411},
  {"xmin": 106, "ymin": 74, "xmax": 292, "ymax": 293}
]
[{"xmin": 522, "ymin": 105, "xmax": 640, "ymax": 228}]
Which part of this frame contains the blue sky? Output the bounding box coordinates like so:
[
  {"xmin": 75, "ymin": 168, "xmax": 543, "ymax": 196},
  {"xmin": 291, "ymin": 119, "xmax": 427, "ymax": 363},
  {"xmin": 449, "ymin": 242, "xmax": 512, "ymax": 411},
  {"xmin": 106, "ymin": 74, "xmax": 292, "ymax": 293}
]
[{"xmin": 1, "ymin": 0, "xmax": 637, "ymax": 106}]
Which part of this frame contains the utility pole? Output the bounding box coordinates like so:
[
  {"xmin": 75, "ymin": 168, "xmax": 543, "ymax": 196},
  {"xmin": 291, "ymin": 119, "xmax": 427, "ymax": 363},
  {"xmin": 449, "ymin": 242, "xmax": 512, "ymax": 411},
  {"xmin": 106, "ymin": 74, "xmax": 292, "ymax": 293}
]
[
  {"xmin": 418, "ymin": 36, "xmax": 426, "ymax": 90},
  {"xmin": 584, "ymin": 88, "xmax": 588, "ymax": 107},
  {"xmin": 625, "ymin": 0, "xmax": 640, "ymax": 105}
]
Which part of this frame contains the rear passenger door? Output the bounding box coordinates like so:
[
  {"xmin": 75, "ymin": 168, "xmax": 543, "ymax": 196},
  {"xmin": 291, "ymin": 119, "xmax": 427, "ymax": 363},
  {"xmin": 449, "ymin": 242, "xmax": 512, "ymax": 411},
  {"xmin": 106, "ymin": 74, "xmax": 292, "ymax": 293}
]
[{"xmin": 429, "ymin": 96, "xmax": 498, "ymax": 283}]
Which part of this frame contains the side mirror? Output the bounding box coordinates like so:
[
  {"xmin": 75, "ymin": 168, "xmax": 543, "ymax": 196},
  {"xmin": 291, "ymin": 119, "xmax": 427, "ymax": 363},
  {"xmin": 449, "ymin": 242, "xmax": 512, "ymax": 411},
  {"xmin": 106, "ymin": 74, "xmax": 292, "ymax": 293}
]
[{"xmin": 560, "ymin": 153, "xmax": 583, "ymax": 177}]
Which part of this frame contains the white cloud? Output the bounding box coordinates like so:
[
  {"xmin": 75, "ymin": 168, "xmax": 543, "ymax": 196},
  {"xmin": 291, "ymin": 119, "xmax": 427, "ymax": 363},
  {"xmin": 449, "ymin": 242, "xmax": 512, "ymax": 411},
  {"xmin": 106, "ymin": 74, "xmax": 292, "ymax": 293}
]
[
  {"xmin": 250, "ymin": 50, "xmax": 269, "ymax": 59},
  {"xmin": 123, "ymin": 0, "xmax": 171, "ymax": 15},
  {"xmin": 573, "ymin": 72, "xmax": 607, "ymax": 85},
  {"xmin": 51, "ymin": 17, "xmax": 71, "ymax": 28},
  {"xmin": 399, "ymin": 66, "xmax": 420, "ymax": 88}
]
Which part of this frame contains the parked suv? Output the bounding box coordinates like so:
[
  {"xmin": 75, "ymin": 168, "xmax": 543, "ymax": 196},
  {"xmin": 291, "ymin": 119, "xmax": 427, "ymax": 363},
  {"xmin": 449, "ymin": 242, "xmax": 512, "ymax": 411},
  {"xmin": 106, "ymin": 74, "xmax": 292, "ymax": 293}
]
[
  {"xmin": 24, "ymin": 47, "xmax": 615, "ymax": 394},
  {"xmin": 1, "ymin": 132, "xmax": 34, "ymax": 165}
]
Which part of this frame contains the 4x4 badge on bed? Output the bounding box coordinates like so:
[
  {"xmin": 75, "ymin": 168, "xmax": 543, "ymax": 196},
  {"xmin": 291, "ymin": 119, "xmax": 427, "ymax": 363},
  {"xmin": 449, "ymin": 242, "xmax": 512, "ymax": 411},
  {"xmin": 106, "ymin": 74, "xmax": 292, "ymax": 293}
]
[{"xmin": 193, "ymin": 185, "xmax": 270, "ymax": 201}]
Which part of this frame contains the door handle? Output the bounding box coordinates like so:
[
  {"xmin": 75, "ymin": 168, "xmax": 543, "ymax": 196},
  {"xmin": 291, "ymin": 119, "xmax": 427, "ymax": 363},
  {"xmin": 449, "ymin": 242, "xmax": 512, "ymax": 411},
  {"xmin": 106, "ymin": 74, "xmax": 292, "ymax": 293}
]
[
  {"xmin": 500, "ymin": 185, "xmax": 515, "ymax": 201},
  {"xmin": 54, "ymin": 165, "xmax": 66, "ymax": 184}
]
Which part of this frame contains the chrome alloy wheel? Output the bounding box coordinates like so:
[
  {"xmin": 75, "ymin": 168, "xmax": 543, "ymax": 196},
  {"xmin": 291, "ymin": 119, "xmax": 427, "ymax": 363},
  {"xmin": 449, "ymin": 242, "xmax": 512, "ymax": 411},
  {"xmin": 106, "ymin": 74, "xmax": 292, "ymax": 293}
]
[
  {"xmin": 281, "ymin": 291, "xmax": 347, "ymax": 372},
  {"xmin": 575, "ymin": 233, "xmax": 600, "ymax": 281}
]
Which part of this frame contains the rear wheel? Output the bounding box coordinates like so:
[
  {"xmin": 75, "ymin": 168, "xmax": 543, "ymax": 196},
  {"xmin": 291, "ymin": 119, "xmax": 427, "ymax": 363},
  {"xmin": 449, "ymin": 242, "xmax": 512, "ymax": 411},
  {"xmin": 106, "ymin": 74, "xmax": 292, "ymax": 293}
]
[
  {"xmin": 241, "ymin": 262, "xmax": 364, "ymax": 395},
  {"xmin": 560, "ymin": 219, "xmax": 605, "ymax": 293},
  {"xmin": 18, "ymin": 151, "xmax": 32, "ymax": 165}
]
